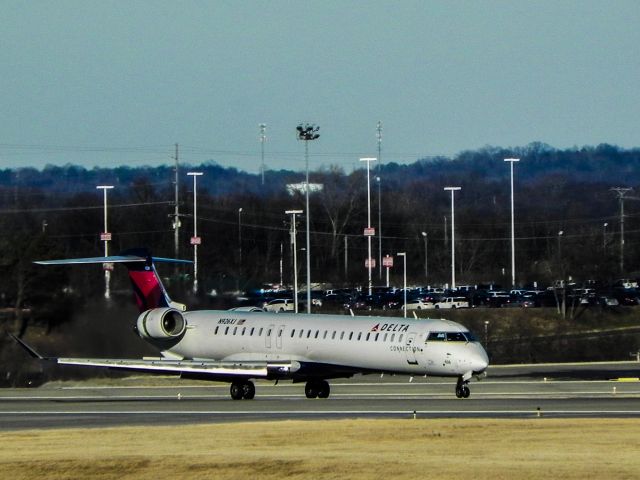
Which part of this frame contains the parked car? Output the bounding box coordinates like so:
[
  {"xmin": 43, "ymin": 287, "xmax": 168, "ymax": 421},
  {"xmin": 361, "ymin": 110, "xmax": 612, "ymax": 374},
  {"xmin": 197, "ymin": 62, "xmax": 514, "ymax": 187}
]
[
  {"xmin": 431, "ymin": 296, "xmax": 470, "ymax": 309},
  {"xmin": 403, "ymin": 299, "xmax": 431, "ymax": 310},
  {"xmin": 264, "ymin": 298, "xmax": 295, "ymax": 312},
  {"xmin": 501, "ymin": 295, "xmax": 535, "ymax": 308}
]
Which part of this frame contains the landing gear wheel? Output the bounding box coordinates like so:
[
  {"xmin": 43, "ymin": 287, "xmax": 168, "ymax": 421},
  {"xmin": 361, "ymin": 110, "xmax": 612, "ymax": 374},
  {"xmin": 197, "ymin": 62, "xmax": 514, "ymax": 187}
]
[
  {"xmin": 305, "ymin": 381, "xmax": 319, "ymax": 399},
  {"xmin": 317, "ymin": 380, "xmax": 331, "ymax": 399},
  {"xmin": 455, "ymin": 376, "xmax": 471, "ymax": 399},
  {"xmin": 242, "ymin": 381, "xmax": 256, "ymax": 400},
  {"xmin": 230, "ymin": 382, "xmax": 244, "ymax": 400}
]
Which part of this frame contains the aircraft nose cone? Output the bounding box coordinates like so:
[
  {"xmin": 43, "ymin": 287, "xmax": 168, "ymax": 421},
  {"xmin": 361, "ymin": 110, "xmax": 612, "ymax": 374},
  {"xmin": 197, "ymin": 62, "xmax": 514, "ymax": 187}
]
[{"xmin": 473, "ymin": 346, "xmax": 490, "ymax": 373}]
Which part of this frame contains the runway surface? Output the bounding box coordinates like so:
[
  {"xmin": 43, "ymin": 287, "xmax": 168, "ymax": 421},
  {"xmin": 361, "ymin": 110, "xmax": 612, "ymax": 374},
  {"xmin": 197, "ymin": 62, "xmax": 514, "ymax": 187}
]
[{"xmin": 1, "ymin": 362, "xmax": 640, "ymax": 430}]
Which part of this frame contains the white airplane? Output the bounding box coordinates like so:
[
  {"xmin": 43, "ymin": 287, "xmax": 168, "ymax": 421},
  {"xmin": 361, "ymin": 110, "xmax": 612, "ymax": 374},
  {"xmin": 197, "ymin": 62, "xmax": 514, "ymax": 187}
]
[{"xmin": 14, "ymin": 249, "xmax": 489, "ymax": 400}]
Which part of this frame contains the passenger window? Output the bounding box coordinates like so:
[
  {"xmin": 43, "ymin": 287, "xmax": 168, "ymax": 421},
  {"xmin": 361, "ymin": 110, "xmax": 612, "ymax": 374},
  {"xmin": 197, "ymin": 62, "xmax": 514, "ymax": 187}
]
[
  {"xmin": 399, "ymin": 334, "xmax": 403, "ymax": 343},
  {"xmin": 278, "ymin": 329, "xmax": 282, "ymax": 337},
  {"xmin": 291, "ymin": 329, "xmax": 296, "ymax": 338},
  {"xmin": 214, "ymin": 326, "xmax": 219, "ymax": 335},
  {"xmin": 332, "ymin": 331, "xmax": 336, "ymax": 340},
  {"xmin": 250, "ymin": 327, "xmax": 255, "ymax": 336},
  {"xmin": 349, "ymin": 332, "xmax": 353, "ymax": 340},
  {"xmin": 307, "ymin": 330, "xmax": 311, "ymax": 338},
  {"xmin": 225, "ymin": 326, "xmax": 229, "ymax": 335},
  {"xmin": 357, "ymin": 332, "xmax": 362, "ymax": 341},
  {"xmin": 233, "ymin": 327, "xmax": 237, "ymax": 335},
  {"xmin": 299, "ymin": 330, "xmax": 304, "ymax": 338},
  {"xmin": 267, "ymin": 329, "xmax": 272, "ymax": 336},
  {"xmin": 390, "ymin": 333, "xmax": 395, "ymax": 342},
  {"xmin": 375, "ymin": 333, "xmax": 379, "ymax": 341},
  {"xmin": 366, "ymin": 333, "xmax": 370, "ymax": 341},
  {"xmin": 258, "ymin": 328, "xmax": 263, "ymax": 336},
  {"xmin": 242, "ymin": 327, "xmax": 246, "ymax": 336},
  {"xmin": 323, "ymin": 331, "xmax": 328, "ymax": 339},
  {"xmin": 315, "ymin": 330, "xmax": 319, "ymax": 339}
]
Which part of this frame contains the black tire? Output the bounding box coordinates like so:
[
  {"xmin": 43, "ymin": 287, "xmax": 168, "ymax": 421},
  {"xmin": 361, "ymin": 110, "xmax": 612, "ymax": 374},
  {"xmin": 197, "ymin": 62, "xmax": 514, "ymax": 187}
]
[
  {"xmin": 305, "ymin": 381, "xmax": 319, "ymax": 399},
  {"xmin": 242, "ymin": 381, "xmax": 256, "ymax": 400},
  {"xmin": 317, "ymin": 380, "xmax": 330, "ymax": 399},
  {"xmin": 462, "ymin": 385, "xmax": 470, "ymax": 398},
  {"xmin": 230, "ymin": 382, "xmax": 244, "ymax": 400}
]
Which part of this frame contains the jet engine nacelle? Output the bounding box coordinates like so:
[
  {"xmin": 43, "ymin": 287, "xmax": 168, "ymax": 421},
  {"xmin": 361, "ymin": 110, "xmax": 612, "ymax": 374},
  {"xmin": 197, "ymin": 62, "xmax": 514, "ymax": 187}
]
[{"xmin": 137, "ymin": 307, "xmax": 187, "ymax": 340}]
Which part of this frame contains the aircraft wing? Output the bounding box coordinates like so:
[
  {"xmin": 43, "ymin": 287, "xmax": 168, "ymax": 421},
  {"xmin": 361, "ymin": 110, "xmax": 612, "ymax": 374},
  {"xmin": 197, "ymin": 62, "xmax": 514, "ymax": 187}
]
[{"xmin": 57, "ymin": 357, "xmax": 300, "ymax": 379}]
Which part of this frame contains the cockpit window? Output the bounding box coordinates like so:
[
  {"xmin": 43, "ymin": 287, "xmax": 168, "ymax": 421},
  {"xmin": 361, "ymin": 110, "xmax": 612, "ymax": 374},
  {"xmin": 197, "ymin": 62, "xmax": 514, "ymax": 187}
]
[
  {"xmin": 446, "ymin": 332, "xmax": 467, "ymax": 342},
  {"xmin": 427, "ymin": 332, "xmax": 447, "ymax": 341},
  {"xmin": 427, "ymin": 331, "xmax": 476, "ymax": 342}
]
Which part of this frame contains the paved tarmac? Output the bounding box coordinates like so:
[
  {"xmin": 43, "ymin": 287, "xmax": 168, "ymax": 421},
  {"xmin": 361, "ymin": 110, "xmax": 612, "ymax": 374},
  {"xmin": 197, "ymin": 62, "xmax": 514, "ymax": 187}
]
[{"xmin": 1, "ymin": 362, "xmax": 639, "ymax": 430}]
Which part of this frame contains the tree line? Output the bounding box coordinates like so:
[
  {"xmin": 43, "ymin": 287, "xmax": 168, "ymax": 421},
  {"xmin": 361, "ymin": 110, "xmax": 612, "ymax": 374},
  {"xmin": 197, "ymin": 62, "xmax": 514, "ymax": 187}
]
[{"xmin": 2, "ymin": 142, "xmax": 640, "ymax": 332}]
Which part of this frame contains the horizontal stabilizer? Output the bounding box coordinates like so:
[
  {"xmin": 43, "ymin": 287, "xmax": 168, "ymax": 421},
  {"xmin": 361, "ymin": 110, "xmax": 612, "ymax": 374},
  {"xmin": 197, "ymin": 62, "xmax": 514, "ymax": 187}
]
[{"xmin": 35, "ymin": 255, "xmax": 192, "ymax": 266}]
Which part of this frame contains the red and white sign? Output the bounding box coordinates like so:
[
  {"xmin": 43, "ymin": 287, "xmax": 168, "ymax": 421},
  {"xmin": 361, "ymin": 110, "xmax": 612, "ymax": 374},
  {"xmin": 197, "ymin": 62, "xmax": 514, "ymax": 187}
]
[
  {"xmin": 190, "ymin": 236, "xmax": 202, "ymax": 245},
  {"xmin": 100, "ymin": 232, "xmax": 112, "ymax": 241},
  {"xmin": 365, "ymin": 258, "xmax": 376, "ymax": 268},
  {"xmin": 383, "ymin": 256, "xmax": 394, "ymax": 268},
  {"xmin": 363, "ymin": 227, "xmax": 375, "ymax": 236}
]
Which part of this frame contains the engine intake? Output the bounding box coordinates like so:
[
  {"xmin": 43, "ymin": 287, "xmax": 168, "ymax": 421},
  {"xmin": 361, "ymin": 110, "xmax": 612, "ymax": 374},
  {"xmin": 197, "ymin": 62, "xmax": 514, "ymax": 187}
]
[{"xmin": 137, "ymin": 308, "xmax": 187, "ymax": 340}]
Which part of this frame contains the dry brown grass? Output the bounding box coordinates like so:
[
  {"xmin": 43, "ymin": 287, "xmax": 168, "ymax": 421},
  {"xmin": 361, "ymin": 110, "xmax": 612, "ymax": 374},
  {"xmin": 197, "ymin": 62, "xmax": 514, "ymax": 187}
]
[{"xmin": 0, "ymin": 419, "xmax": 639, "ymax": 479}]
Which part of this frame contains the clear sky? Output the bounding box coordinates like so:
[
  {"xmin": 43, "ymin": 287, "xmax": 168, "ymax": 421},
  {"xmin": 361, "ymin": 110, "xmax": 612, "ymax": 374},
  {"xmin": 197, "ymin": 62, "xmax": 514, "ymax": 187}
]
[{"xmin": 1, "ymin": 1, "xmax": 638, "ymax": 172}]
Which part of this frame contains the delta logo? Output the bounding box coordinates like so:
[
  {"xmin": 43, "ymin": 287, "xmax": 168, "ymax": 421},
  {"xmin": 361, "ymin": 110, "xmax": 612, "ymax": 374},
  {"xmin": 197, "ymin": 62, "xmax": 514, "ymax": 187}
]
[{"xmin": 370, "ymin": 323, "xmax": 410, "ymax": 333}]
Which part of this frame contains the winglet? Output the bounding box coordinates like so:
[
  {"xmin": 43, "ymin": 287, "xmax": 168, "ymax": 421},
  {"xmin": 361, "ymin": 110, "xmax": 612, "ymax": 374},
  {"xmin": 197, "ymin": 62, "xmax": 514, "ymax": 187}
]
[{"xmin": 7, "ymin": 333, "xmax": 45, "ymax": 360}]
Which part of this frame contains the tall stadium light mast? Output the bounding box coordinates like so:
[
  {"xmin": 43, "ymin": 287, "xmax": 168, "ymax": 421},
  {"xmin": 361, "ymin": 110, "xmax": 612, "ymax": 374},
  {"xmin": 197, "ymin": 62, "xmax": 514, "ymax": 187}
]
[
  {"xmin": 376, "ymin": 121, "xmax": 383, "ymax": 280},
  {"xmin": 172, "ymin": 143, "xmax": 181, "ymax": 263},
  {"xmin": 259, "ymin": 123, "xmax": 267, "ymax": 185},
  {"xmin": 421, "ymin": 231, "xmax": 428, "ymax": 282},
  {"xmin": 296, "ymin": 123, "xmax": 320, "ymax": 314},
  {"xmin": 360, "ymin": 157, "xmax": 377, "ymax": 295},
  {"xmin": 444, "ymin": 187, "xmax": 461, "ymax": 289},
  {"xmin": 187, "ymin": 172, "xmax": 203, "ymax": 294},
  {"xmin": 96, "ymin": 185, "xmax": 114, "ymax": 300},
  {"xmin": 505, "ymin": 158, "xmax": 520, "ymax": 288},
  {"xmin": 611, "ymin": 187, "xmax": 633, "ymax": 273},
  {"xmin": 397, "ymin": 252, "xmax": 407, "ymax": 318},
  {"xmin": 286, "ymin": 210, "xmax": 303, "ymax": 313}
]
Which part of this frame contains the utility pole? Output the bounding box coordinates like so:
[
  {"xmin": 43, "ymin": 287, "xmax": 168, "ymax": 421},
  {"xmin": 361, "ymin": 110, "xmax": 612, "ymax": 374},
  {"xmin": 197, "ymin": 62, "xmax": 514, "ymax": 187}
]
[{"xmin": 611, "ymin": 187, "xmax": 633, "ymax": 273}]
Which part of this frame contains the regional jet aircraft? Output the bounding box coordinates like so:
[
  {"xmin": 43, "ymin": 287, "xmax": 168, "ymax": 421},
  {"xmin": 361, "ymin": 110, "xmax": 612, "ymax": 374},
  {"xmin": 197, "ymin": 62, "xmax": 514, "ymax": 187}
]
[{"xmin": 14, "ymin": 249, "xmax": 488, "ymax": 400}]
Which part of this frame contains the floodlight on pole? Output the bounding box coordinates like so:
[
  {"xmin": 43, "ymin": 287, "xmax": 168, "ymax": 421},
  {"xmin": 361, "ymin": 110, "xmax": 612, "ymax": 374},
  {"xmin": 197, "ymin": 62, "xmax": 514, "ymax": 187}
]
[
  {"xmin": 96, "ymin": 185, "xmax": 114, "ymax": 300},
  {"xmin": 397, "ymin": 252, "xmax": 407, "ymax": 318},
  {"xmin": 421, "ymin": 231, "xmax": 428, "ymax": 282},
  {"xmin": 376, "ymin": 176, "xmax": 382, "ymax": 280},
  {"xmin": 286, "ymin": 210, "xmax": 303, "ymax": 313},
  {"xmin": 444, "ymin": 187, "xmax": 461, "ymax": 289},
  {"xmin": 187, "ymin": 172, "xmax": 203, "ymax": 294},
  {"xmin": 238, "ymin": 207, "xmax": 243, "ymax": 281},
  {"xmin": 296, "ymin": 123, "xmax": 320, "ymax": 314},
  {"xmin": 259, "ymin": 123, "xmax": 267, "ymax": 186},
  {"xmin": 504, "ymin": 158, "xmax": 519, "ymax": 288},
  {"xmin": 360, "ymin": 157, "xmax": 377, "ymax": 296}
]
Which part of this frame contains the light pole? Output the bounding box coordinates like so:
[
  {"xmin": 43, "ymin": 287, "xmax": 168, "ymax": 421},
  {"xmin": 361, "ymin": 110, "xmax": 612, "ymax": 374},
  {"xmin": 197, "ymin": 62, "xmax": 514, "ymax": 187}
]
[
  {"xmin": 398, "ymin": 252, "xmax": 407, "ymax": 318},
  {"xmin": 259, "ymin": 123, "xmax": 267, "ymax": 185},
  {"xmin": 557, "ymin": 230, "xmax": 564, "ymax": 259},
  {"xmin": 286, "ymin": 210, "xmax": 303, "ymax": 313},
  {"xmin": 611, "ymin": 187, "xmax": 632, "ymax": 273},
  {"xmin": 296, "ymin": 124, "xmax": 320, "ymax": 314},
  {"xmin": 238, "ymin": 207, "xmax": 243, "ymax": 285},
  {"xmin": 360, "ymin": 157, "xmax": 377, "ymax": 295},
  {"xmin": 187, "ymin": 172, "xmax": 203, "ymax": 294},
  {"xmin": 96, "ymin": 185, "xmax": 114, "ymax": 300},
  {"xmin": 376, "ymin": 176, "xmax": 382, "ymax": 280},
  {"xmin": 603, "ymin": 222, "xmax": 608, "ymax": 252},
  {"xmin": 505, "ymin": 158, "xmax": 519, "ymax": 288},
  {"xmin": 444, "ymin": 187, "xmax": 461, "ymax": 289},
  {"xmin": 421, "ymin": 231, "xmax": 428, "ymax": 282}
]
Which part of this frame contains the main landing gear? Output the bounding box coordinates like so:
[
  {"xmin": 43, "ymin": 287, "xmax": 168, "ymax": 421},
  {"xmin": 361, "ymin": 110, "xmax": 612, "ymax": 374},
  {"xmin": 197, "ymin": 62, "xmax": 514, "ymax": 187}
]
[
  {"xmin": 455, "ymin": 376, "xmax": 471, "ymax": 399},
  {"xmin": 230, "ymin": 380, "xmax": 256, "ymax": 400},
  {"xmin": 304, "ymin": 379, "xmax": 331, "ymax": 399}
]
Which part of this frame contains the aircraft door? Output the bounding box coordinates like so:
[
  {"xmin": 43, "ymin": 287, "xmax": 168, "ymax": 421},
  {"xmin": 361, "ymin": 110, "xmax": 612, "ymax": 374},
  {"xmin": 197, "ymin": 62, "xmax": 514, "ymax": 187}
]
[
  {"xmin": 405, "ymin": 332, "xmax": 419, "ymax": 365},
  {"xmin": 276, "ymin": 325, "xmax": 285, "ymax": 349},
  {"xmin": 265, "ymin": 324, "xmax": 275, "ymax": 349}
]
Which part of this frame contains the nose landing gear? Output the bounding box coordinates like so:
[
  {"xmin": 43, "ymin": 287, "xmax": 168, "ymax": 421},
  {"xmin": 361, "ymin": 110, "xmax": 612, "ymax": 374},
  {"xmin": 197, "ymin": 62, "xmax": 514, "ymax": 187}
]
[{"xmin": 455, "ymin": 376, "xmax": 471, "ymax": 398}]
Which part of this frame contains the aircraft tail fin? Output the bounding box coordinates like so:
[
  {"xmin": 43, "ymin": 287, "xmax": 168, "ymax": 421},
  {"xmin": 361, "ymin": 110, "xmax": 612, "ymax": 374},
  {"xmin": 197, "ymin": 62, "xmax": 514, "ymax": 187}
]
[{"xmin": 35, "ymin": 248, "xmax": 191, "ymax": 312}]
